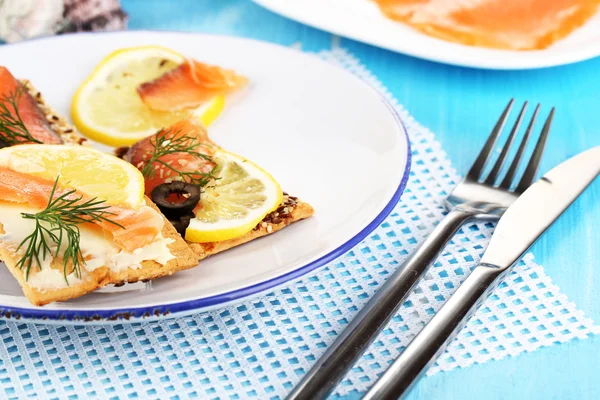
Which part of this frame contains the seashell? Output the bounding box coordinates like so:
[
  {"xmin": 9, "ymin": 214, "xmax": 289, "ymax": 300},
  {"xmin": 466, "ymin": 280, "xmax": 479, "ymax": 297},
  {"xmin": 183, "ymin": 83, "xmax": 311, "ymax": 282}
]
[
  {"xmin": 0, "ymin": 0, "xmax": 64, "ymax": 43},
  {"xmin": 0, "ymin": 0, "xmax": 128, "ymax": 43}
]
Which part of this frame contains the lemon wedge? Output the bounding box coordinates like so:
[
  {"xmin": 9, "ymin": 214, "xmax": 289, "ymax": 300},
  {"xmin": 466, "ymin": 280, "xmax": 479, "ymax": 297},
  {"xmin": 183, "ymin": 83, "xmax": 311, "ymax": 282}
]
[
  {"xmin": 0, "ymin": 144, "xmax": 145, "ymax": 208},
  {"xmin": 71, "ymin": 45, "xmax": 225, "ymax": 147},
  {"xmin": 186, "ymin": 150, "xmax": 283, "ymax": 243}
]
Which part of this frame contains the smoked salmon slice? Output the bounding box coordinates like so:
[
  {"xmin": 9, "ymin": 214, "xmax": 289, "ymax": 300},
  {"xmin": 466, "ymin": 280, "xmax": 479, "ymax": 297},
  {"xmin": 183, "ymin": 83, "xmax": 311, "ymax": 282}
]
[
  {"xmin": 123, "ymin": 118, "xmax": 217, "ymax": 196},
  {"xmin": 137, "ymin": 59, "xmax": 247, "ymax": 111},
  {"xmin": 0, "ymin": 167, "xmax": 164, "ymax": 252},
  {"xmin": 374, "ymin": 0, "xmax": 600, "ymax": 50},
  {"xmin": 0, "ymin": 67, "xmax": 63, "ymax": 145}
]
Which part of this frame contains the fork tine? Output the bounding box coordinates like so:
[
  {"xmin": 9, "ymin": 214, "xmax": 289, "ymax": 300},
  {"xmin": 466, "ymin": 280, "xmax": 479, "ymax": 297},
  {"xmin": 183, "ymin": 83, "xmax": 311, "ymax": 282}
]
[
  {"xmin": 467, "ymin": 99, "xmax": 514, "ymax": 180},
  {"xmin": 499, "ymin": 104, "xmax": 540, "ymax": 189},
  {"xmin": 515, "ymin": 107, "xmax": 555, "ymax": 192},
  {"xmin": 485, "ymin": 101, "xmax": 527, "ymax": 185}
]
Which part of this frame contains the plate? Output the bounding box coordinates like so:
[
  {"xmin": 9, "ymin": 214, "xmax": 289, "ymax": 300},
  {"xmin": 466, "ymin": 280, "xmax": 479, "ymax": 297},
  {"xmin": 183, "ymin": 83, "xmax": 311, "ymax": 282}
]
[
  {"xmin": 253, "ymin": 0, "xmax": 600, "ymax": 70},
  {"xmin": 0, "ymin": 31, "xmax": 411, "ymax": 324}
]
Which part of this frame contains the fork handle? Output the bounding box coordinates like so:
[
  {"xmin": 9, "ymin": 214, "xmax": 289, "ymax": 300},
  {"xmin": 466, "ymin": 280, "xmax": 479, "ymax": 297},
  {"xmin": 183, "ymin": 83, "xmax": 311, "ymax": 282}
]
[
  {"xmin": 362, "ymin": 264, "xmax": 508, "ymax": 400},
  {"xmin": 286, "ymin": 208, "xmax": 477, "ymax": 400}
]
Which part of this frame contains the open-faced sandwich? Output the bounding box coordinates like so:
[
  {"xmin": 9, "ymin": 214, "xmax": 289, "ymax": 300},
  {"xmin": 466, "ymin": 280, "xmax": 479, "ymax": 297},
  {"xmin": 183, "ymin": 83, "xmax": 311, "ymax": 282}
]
[
  {"xmin": 118, "ymin": 118, "xmax": 314, "ymax": 260},
  {"xmin": 0, "ymin": 67, "xmax": 198, "ymax": 306},
  {"xmin": 0, "ymin": 44, "xmax": 314, "ymax": 306}
]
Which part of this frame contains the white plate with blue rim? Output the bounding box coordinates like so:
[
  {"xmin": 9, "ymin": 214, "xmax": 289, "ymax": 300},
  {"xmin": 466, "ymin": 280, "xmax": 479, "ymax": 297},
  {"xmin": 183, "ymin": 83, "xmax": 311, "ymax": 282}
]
[
  {"xmin": 253, "ymin": 0, "xmax": 600, "ymax": 70},
  {"xmin": 0, "ymin": 31, "xmax": 410, "ymax": 324}
]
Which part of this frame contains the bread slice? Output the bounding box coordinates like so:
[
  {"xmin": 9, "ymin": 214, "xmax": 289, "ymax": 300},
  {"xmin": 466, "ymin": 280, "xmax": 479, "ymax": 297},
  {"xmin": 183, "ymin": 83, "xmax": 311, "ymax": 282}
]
[
  {"xmin": 0, "ymin": 198, "xmax": 199, "ymax": 306},
  {"xmin": 188, "ymin": 193, "xmax": 314, "ymax": 259}
]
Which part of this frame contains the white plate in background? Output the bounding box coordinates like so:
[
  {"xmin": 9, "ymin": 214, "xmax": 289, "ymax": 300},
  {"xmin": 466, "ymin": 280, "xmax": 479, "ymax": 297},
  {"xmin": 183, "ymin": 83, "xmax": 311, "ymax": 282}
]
[{"xmin": 254, "ymin": 0, "xmax": 600, "ymax": 70}]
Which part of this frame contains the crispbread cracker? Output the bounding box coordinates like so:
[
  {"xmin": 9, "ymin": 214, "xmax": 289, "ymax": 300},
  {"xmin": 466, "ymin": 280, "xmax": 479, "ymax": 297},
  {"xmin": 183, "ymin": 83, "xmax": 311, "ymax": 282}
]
[
  {"xmin": 0, "ymin": 198, "xmax": 198, "ymax": 306},
  {"xmin": 188, "ymin": 194, "xmax": 314, "ymax": 259}
]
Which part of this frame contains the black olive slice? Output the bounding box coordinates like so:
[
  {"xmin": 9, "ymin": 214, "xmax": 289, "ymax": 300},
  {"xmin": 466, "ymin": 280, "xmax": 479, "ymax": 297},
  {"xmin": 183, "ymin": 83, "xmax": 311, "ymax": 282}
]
[
  {"xmin": 0, "ymin": 137, "xmax": 9, "ymax": 149},
  {"xmin": 151, "ymin": 182, "xmax": 200, "ymax": 219},
  {"xmin": 169, "ymin": 214, "xmax": 193, "ymax": 237}
]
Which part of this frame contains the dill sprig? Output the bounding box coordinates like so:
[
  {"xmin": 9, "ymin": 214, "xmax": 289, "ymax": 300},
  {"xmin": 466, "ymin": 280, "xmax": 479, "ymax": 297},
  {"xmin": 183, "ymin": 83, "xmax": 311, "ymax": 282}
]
[
  {"xmin": 16, "ymin": 177, "xmax": 124, "ymax": 282},
  {"xmin": 140, "ymin": 129, "xmax": 216, "ymax": 187},
  {"xmin": 0, "ymin": 82, "xmax": 43, "ymax": 145}
]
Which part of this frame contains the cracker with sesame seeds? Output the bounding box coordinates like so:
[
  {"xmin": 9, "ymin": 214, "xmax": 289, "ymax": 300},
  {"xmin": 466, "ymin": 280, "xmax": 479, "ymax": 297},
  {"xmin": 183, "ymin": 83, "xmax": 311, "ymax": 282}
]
[{"xmin": 187, "ymin": 194, "xmax": 314, "ymax": 260}]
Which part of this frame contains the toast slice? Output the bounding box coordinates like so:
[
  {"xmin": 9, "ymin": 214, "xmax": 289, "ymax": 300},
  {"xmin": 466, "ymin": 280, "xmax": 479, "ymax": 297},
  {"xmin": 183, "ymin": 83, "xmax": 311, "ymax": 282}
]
[
  {"xmin": 0, "ymin": 199, "xmax": 198, "ymax": 306},
  {"xmin": 0, "ymin": 80, "xmax": 199, "ymax": 306}
]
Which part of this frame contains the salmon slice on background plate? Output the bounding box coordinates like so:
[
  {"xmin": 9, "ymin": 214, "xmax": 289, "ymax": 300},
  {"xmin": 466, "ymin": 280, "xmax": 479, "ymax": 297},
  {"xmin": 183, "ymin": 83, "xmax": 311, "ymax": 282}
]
[{"xmin": 374, "ymin": 0, "xmax": 600, "ymax": 50}]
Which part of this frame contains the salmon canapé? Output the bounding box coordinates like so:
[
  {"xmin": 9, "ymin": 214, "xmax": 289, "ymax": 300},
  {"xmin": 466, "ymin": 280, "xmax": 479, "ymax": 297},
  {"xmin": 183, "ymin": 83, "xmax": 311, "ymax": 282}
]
[
  {"xmin": 137, "ymin": 59, "xmax": 247, "ymax": 111},
  {"xmin": 373, "ymin": 0, "xmax": 600, "ymax": 50},
  {"xmin": 0, "ymin": 66, "xmax": 63, "ymax": 145},
  {"xmin": 0, "ymin": 167, "xmax": 164, "ymax": 252}
]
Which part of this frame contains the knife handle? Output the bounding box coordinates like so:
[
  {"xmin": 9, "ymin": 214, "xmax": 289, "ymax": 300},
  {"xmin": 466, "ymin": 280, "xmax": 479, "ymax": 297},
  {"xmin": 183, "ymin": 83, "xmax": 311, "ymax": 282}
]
[
  {"xmin": 286, "ymin": 209, "xmax": 477, "ymax": 400},
  {"xmin": 362, "ymin": 264, "xmax": 509, "ymax": 400}
]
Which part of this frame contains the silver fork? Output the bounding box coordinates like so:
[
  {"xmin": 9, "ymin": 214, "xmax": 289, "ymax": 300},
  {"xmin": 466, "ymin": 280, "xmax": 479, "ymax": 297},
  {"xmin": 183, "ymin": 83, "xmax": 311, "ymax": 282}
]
[{"xmin": 286, "ymin": 100, "xmax": 555, "ymax": 400}]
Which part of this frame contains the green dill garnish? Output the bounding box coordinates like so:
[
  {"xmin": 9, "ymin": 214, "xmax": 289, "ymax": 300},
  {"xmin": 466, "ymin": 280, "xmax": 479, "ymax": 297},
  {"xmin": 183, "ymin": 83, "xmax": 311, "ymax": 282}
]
[
  {"xmin": 0, "ymin": 82, "xmax": 43, "ymax": 145},
  {"xmin": 140, "ymin": 129, "xmax": 216, "ymax": 187},
  {"xmin": 16, "ymin": 177, "xmax": 124, "ymax": 282}
]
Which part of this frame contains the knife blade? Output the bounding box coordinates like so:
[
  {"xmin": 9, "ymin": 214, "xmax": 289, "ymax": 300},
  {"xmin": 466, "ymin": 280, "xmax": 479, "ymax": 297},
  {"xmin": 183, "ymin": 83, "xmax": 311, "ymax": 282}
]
[
  {"xmin": 481, "ymin": 145, "xmax": 600, "ymax": 269},
  {"xmin": 362, "ymin": 146, "xmax": 600, "ymax": 400}
]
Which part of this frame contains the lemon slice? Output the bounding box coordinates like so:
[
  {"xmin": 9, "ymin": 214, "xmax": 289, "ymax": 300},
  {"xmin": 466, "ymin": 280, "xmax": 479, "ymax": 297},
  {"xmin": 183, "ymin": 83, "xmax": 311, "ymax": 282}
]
[
  {"xmin": 71, "ymin": 45, "xmax": 225, "ymax": 147},
  {"xmin": 186, "ymin": 150, "xmax": 283, "ymax": 243},
  {"xmin": 0, "ymin": 144, "xmax": 145, "ymax": 208}
]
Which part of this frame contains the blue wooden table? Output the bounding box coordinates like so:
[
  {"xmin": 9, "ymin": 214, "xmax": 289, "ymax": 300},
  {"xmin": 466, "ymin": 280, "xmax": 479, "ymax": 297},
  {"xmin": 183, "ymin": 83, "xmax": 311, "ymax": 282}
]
[{"xmin": 131, "ymin": 0, "xmax": 600, "ymax": 398}]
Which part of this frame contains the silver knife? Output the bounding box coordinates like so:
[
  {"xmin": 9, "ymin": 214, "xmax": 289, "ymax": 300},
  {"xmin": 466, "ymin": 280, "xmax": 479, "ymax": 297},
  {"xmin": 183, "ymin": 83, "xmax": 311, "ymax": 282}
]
[{"xmin": 362, "ymin": 146, "xmax": 600, "ymax": 400}]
